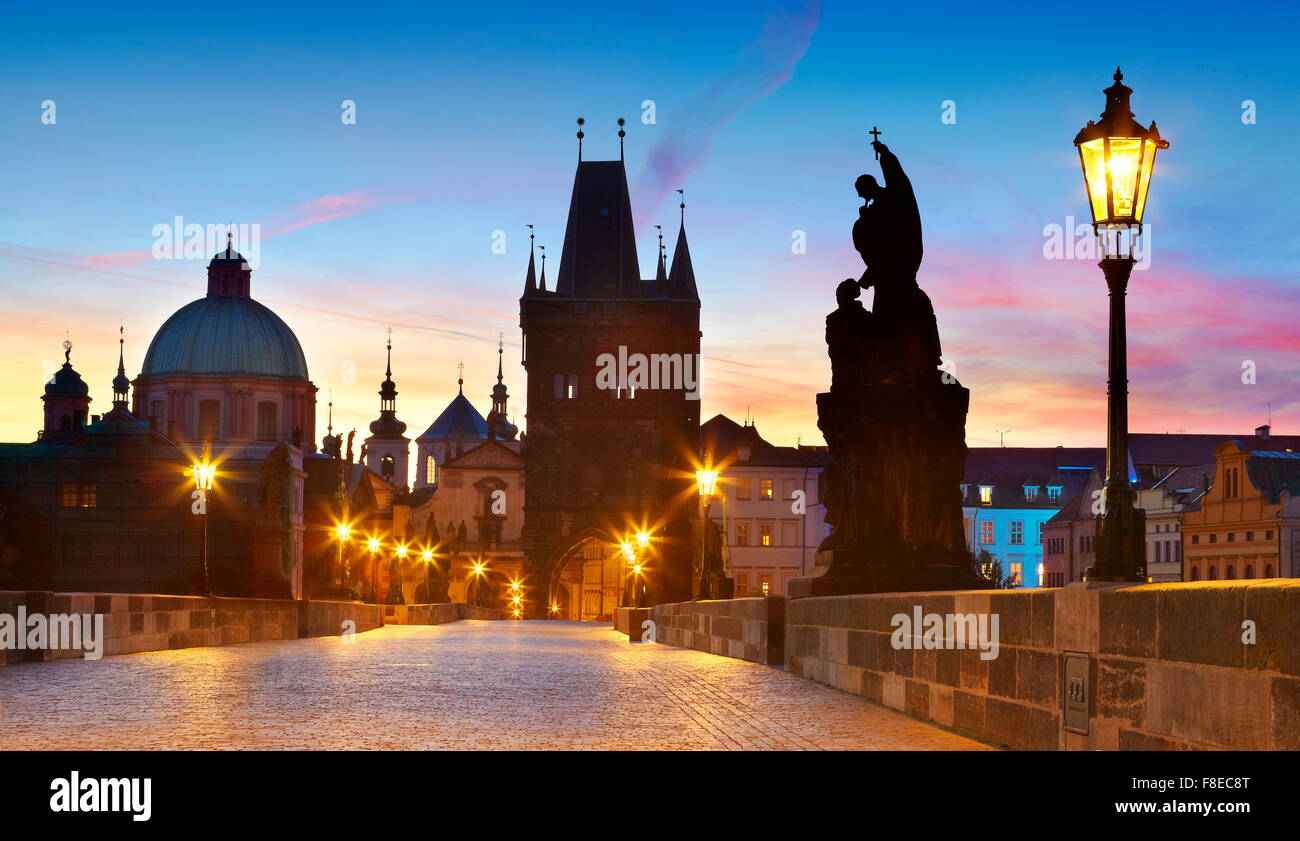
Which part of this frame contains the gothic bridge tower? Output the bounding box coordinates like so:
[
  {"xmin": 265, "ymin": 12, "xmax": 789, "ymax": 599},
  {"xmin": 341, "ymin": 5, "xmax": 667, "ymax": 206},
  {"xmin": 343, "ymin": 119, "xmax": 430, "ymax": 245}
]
[{"xmin": 519, "ymin": 124, "xmax": 701, "ymax": 612}]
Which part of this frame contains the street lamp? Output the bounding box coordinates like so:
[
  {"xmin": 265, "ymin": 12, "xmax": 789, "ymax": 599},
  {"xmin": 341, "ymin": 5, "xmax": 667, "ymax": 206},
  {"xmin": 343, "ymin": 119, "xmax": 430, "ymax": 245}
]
[
  {"xmin": 695, "ymin": 469, "xmax": 720, "ymax": 599},
  {"xmin": 333, "ymin": 523, "xmax": 351, "ymax": 590},
  {"xmin": 367, "ymin": 537, "xmax": 380, "ymax": 603},
  {"xmin": 1073, "ymin": 68, "xmax": 1168, "ymax": 582},
  {"xmin": 191, "ymin": 456, "xmax": 216, "ymax": 596},
  {"xmin": 422, "ymin": 548, "xmax": 434, "ymax": 604}
]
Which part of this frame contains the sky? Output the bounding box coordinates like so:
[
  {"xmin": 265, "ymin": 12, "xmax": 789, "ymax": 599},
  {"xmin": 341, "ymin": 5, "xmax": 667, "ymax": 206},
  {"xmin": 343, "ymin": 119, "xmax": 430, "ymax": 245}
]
[{"xmin": 2, "ymin": 0, "xmax": 1298, "ymax": 457}]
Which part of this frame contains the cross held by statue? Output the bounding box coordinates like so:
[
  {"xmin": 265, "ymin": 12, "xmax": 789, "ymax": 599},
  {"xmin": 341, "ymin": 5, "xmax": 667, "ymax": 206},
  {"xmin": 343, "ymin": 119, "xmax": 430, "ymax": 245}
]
[{"xmin": 870, "ymin": 126, "xmax": 882, "ymax": 159}]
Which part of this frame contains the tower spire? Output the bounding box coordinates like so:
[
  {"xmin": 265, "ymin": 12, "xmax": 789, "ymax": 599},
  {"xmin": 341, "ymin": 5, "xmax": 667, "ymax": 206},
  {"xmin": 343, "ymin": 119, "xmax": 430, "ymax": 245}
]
[
  {"xmin": 458, "ymin": 361, "xmax": 465, "ymax": 395},
  {"xmin": 523, "ymin": 224, "xmax": 537, "ymax": 295},
  {"xmin": 497, "ymin": 331, "xmax": 505, "ymax": 385},
  {"xmin": 111, "ymin": 324, "xmax": 130, "ymax": 409},
  {"xmin": 617, "ymin": 117, "xmax": 626, "ymax": 161},
  {"xmin": 654, "ymin": 225, "xmax": 667, "ymax": 284},
  {"xmin": 576, "ymin": 117, "xmax": 585, "ymax": 162},
  {"xmin": 677, "ymin": 187, "xmax": 685, "ymax": 224},
  {"xmin": 538, "ymin": 245, "xmax": 547, "ymax": 292}
]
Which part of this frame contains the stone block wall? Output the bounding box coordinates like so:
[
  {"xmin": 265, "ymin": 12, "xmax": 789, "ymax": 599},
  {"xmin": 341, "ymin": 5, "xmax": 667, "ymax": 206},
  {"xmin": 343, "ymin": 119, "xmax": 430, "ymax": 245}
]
[
  {"xmin": 782, "ymin": 580, "xmax": 1300, "ymax": 750},
  {"xmin": 384, "ymin": 603, "xmax": 504, "ymax": 624},
  {"xmin": 0, "ymin": 592, "xmax": 496, "ymax": 666},
  {"xmin": 650, "ymin": 597, "xmax": 784, "ymax": 665}
]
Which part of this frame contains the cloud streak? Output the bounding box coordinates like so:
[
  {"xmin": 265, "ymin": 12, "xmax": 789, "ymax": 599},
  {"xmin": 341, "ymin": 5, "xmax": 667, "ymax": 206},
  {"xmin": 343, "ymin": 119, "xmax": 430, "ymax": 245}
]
[{"xmin": 631, "ymin": 0, "xmax": 820, "ymax": 227}]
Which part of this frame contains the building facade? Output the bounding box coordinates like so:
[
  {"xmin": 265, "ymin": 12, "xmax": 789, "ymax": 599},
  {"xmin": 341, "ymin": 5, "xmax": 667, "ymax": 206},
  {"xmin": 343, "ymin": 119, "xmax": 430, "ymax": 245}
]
[
  {"xmin": 699, "ymin": 415, "xmax": 827, "ymax": 596},
  {"xmin": 1183, "ymin": 441, "xmax": 1300, "ymax": 581}
]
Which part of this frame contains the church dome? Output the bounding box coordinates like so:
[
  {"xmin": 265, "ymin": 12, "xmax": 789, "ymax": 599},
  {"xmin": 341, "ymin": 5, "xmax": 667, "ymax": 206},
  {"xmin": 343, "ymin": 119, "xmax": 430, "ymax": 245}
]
[
  {"xmin": 46, "ymin": 361, "xmax": 89, "ymax": 397},
  {"xmin": 140, "ymin": 296, "xmax": 309, "ymax": 379}
]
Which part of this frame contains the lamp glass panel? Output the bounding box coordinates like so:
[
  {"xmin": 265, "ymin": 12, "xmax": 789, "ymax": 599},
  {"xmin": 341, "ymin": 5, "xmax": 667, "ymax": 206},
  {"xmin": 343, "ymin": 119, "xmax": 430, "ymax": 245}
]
[
  {"xmin": 1134, "ymin": 138, "xmax": 1158, "ymax": 223},
  {"xmin": 1078, "ymin": 139, "xmax": 1109, "ymax": 223},
  {"xmin": 1106, "ymin": 137, "xmax": 1142, "ymax": 220}
]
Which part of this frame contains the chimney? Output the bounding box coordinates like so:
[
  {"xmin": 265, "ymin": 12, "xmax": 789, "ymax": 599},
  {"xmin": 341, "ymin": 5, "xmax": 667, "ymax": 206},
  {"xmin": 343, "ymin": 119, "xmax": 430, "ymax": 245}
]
[{"xmin": 1256, "ymin": 424, "xmax": 1271, "ymax": 440}]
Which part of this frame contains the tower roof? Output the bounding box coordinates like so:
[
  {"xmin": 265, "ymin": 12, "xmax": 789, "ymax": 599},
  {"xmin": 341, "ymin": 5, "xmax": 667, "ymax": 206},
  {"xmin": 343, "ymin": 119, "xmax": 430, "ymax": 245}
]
[
  {"xmin": 45, "ymin": 342, "xmax": 89, "ymax": 398},
  {"xmin": 416, "ymin": 393, "xmax": 488, "ymax": 442},
  {"xmin": 553, "ymin": 160, "xmax": 642, "ymax": 298},
  {"xmin": 666, "ymin": 222, "xmax": 699, "ymax": 301}
]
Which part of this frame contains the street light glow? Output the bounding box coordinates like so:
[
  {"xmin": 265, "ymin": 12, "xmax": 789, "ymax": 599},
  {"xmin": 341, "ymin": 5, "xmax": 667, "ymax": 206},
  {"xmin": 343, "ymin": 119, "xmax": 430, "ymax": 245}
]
[
  {"xmin": 395, "ymin": 544, "xmax": 408, "ymax": 559},
  {"xmin": 191, "ymin": 462, "xmax": 216, "ymax": 491},
  {"xmin": 422, "ymin": 549, "xmax": 433, "ymax": 563},
  {"xmin": 695, "ymin": 469, "xmax": 719, "ymax": 497},
  {"xmin": 334, "ymin": 524, "xmax": 351, "ymax": 540},
  {"xmin": 636, "ymin": 531, "xmax": 651, "ymax": 549},
  {"xmin": 367, "ymin": 538, "xmax": 381, "ymax": 553}
]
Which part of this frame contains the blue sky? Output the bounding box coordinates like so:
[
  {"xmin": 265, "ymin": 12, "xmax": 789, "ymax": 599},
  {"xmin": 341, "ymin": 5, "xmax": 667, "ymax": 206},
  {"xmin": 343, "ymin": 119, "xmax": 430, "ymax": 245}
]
[{"xmin": 3, "ymin": 0, "xmax": 1298, "ymax": 450}]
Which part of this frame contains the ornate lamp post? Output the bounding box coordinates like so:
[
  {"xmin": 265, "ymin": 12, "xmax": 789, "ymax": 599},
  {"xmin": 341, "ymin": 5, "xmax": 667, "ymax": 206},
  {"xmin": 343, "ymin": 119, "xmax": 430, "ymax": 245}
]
[
  {"xmin": 421, "ymin": 548, "xmax": 434, "ymax": 603},
  {"xmin": 333, "ymin": 524, "xmax": 351, "ymax": 590},
  {"xmin": 367, "ymin": 537, "xmax": 380, "ymax": 602},
  {"xmin": 1073, "ymin": 68, "xmax": 1168, "ymax": 582},
  {"xmin": 620, "ymin": 540, "xmax": 637, "ymax": 608},
  {"xmin": 694, "ymin": 469, "xmax": 719, "ymax": 599},
  {"xmin": 191, "ymin": 456, "xmax": 217, "ymax": 597}
]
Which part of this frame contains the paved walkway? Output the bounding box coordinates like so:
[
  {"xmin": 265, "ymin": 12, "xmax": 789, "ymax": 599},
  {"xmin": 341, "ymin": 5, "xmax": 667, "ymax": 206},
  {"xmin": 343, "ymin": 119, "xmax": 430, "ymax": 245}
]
[{"xmin": 0, "ymin": 620, "xmax": 990, "ymax": 750}]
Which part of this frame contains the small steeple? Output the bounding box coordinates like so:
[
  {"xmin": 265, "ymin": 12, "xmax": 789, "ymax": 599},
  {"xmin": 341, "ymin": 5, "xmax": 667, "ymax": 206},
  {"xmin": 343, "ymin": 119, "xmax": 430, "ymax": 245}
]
[
  {"xmin": 617, "ymin": 117, "xmax": 626, "ymax": 161},
  {"xmin": 667, "ymin": 191, "xmax": 699, "ymax": 301},
  {"xmin": 368, "ymin": 328, "xmax": 407, "ymax": 440},
  {"xmin": 112, "ymin": 325, "xmax": 130, "ymax": 409},
  {"xmin": 538, "ymin": 246, "xmax": 547, "ymax": 292},
  {"xmin": 523, "ymin": 224, "xmax": 537, "ymax": 296},
  {"xmin": 458, "ymin": 361, "xmax": 465, "ymax": 395},
  {"xmin": 576, "ymin": 117, "xmax": 585, "ymax": 162},
  {"xmin": 654, "ymin": 225, "xmax": 667, "ymax": 284}
]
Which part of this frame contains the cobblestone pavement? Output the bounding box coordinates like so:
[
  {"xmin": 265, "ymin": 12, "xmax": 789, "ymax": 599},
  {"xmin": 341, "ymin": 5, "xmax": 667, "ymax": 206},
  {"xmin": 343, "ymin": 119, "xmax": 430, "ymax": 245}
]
[{"xmin": 0, "ymin": 621, "xmax": 992, "ymax": 750}]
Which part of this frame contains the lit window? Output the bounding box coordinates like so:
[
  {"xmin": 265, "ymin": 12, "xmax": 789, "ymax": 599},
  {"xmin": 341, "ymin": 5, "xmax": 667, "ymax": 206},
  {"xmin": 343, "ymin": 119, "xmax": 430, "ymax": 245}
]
[
  {"xmin": 979, "ymin": 485, "xmax": 993, "ymax": 504},
  {"xmin": 980, "ymin": 521, "xmax": 995, "ymax": 545},
  {"xmin": 758, "ymin": 574, "xmax": 772, "ymax": 595},
  {"xmin": 759, "ymin": 523, "xmax": 773, "ymax": 546},
  {"xmin": 425, "ymin": 455, "xmax": 437, "ymax": 485},
  {"xmin": 61, "ymin": 483, "xmax": 78, "ymax": 507},
  {"xmin": 79, "ymin": 484, "xmax": 96, "ymax": 508},
  {"xmin": 1009, "ymin": 562, "xmax": 1023, "ymax": 587},
  {"xmin": 759, "ymin": 479, "xmax": 773, "ymax": 500},
  {"xmin": 1009, "ymin": 521, "xmax": 1024, "ymax": 545}
]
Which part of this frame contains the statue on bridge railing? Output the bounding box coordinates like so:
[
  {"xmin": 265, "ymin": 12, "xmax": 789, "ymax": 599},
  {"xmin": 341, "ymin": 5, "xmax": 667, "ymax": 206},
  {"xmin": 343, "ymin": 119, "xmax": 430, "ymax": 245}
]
[{"xmin": 789, "ymin": 135, "xmax": 983, "ymax": 597}]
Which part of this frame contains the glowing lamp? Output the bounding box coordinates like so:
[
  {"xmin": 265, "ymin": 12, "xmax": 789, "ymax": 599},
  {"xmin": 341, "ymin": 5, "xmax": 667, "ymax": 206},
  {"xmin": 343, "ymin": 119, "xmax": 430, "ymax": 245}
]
[
  {"xmin": 621, "ymin": 541, "xmax": 636, "ymax": 562},
  {"xmin": 635, "ymin": 531, "xmax": 651, "ymax": 550},
  {"xmin": 334, "ymin": 524, "xmax": 351, "ymax": 540},
  {"xmin": 367, "ymin": 538, "xmax": 380, "ymax": 553},
  {"xmin": 695, "ymin": 469, "xmax": 719, "ymax": 498},
  {"xmin": 1074, "ymin": 68, "xmax": 1167, "ymax": 229},
  {"xmin": 192, "ymin": 462, "xmax": 216, "ymax": 492},
  {"xmin": 422, "ymin": 549, "xmax": 433, "ymax": 563},
  {"xmin": 395, "ymin": 545, "xmax": 408, "ymax": 559}
]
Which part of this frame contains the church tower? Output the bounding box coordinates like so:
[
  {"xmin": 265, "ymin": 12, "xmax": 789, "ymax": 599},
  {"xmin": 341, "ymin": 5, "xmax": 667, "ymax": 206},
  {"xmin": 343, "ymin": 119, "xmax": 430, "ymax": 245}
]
[
  {"xmin": 363, "ymin": 331, "xmax": 410, "ymax": 488},
  {"xmin": 42, "ymin": 340, "xmax": 91, "ymax": 440},
  {"xmin": 519, "ymin": 124, "xmax": 701, "ymax": 610}
]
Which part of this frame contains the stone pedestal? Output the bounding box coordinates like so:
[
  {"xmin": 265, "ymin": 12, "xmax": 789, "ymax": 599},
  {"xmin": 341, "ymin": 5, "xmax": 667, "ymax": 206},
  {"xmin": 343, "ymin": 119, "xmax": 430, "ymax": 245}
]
[
  {"xmin": 250, "ymin": 521, "xmax": 293, "ymax": 599},
  {"xmin": 788, "ymin": 382, "xmax": 984, "ymax": 598}
]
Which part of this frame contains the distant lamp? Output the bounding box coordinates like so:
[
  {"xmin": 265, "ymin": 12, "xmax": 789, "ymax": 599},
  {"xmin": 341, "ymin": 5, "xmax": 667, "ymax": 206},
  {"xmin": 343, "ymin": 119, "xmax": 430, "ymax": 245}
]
[
  {"xmin": 421, "ymin": 549, "xmax": 433, "ymax": 563},
  {"xmin": 334, "ymin": 524, "xmax": 351, "ymax": 541},
  {"xmin": 635, "ymin": 531, "xmax": 651, "ymax": 550},
  {"xmin": 367, "ymin": 537, "xmax": 381, "ymax": 553},
  {"xmin": 695, "ymin": 469, "xmax": 719, "ymax": 498},
  {"xmin": 472, "ymin": 561, "xmax": 486, "ymax": 576},
  {"xmin": 621, "ymin": 541, "xmax": 636, "ymax": 563},
  {"xmin": 395, "ymin": 544, "xmax": 408, "ymax": 559},
  {"xmin": 1074, "ymin": 67, "xmax": 1167, "ymax": 231}
]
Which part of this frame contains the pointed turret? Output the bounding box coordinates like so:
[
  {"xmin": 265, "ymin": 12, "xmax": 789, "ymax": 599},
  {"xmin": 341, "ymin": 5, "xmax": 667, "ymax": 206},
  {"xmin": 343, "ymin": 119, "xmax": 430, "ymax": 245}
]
[
  {"xmin": 522, "ymin": 225, "xmax": 538, "ymax": 297},
  {"xmin": 654, "ymin": 225, "xmax": 667, "ymax": 285},
  {"xmin": 364, "ymin": 329, "xmax": 410, "ymax": 487},
  {"xmin": 112, "ymin": 326, "xmax": 131, "ymax": 410},
  {"xmin": 667, "ymin": 222, "xmax": 699, "ymax": 301}
]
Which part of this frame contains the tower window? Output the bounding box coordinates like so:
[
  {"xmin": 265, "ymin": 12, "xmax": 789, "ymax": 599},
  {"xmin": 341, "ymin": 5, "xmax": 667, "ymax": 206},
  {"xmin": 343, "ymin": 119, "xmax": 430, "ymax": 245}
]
[
  {"xmin": 256, "ymin": 401, "xmax": 278, "ymax": 441},
  {"xmin": 425, "ymin": 455, "xmax": 437, "ymax": 485},
  {"xmin": 381, "ymin": 454, "xmax": 395, "ymax": 480},
  {"xmin": 150, "ymin": 399, "xmax": 165, "ymax": 427}
]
